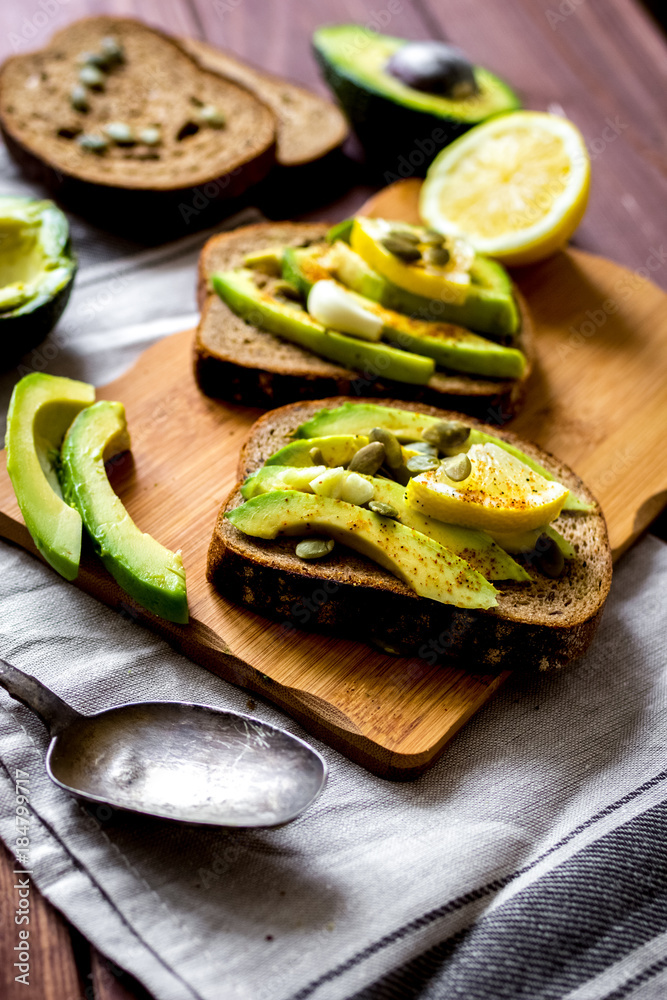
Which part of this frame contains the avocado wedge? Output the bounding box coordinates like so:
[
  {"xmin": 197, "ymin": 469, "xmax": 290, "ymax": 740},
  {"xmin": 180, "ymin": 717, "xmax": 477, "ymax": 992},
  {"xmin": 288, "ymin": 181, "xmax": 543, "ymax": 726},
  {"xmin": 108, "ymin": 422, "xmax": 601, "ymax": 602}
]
[
  {"xmin": 5, "ymin": 373, "xmax": 95, "ymax": 580},
  {"xmin": 0, "ymin": 197, "xmax": 76, "ymax": 364},
  {"xmin": 285, "ymin": 236, "xmax": 520, "ymax": 340},
  {"xmin": 59, "ymin": 401, "xmax": 188, "ymax": 623},
  {"xmin": 312, "ymin": 26, "xmax": 520, "ymax": 172},
  {"xmin": 226, "ymin": 490, "xmax": 498, "ymax": 609},
  {"xmin": 212, "ymin": 269, "xmax": 435, "ymax": 385}
]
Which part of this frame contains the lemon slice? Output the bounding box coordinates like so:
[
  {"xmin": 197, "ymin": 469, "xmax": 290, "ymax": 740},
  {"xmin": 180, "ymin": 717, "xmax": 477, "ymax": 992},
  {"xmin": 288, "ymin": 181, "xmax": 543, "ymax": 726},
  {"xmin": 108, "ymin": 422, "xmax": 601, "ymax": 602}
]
[
  {"xmin": 406, "ymin": 442, "xmax": 569, "ymax": 532},
  {"xmin": 419, "ymin": 111, "xmax": 590, "ymax": 266},
  {"xmin": 350, "ymin": 217, "xmax": 471, "ymax": 304}
]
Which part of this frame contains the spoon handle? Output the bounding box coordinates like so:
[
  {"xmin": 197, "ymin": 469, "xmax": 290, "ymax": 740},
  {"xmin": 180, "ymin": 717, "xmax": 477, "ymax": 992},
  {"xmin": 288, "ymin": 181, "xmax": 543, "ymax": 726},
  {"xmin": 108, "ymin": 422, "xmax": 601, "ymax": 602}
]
[{"xmin": 0, "ymin": 658, "xmax": 81, "ymax": 734}]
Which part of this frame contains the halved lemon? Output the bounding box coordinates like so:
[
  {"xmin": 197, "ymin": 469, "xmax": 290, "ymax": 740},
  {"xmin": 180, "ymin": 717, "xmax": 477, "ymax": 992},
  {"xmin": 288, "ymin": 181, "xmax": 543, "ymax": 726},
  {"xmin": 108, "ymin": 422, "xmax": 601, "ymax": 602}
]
[
  {"xmin": 419, "ymin": 111, "xmax": 590, "ymax": 266},
  {"xmin": 406, "ymin": 442, "xmax": 569, "ymax": 532}
]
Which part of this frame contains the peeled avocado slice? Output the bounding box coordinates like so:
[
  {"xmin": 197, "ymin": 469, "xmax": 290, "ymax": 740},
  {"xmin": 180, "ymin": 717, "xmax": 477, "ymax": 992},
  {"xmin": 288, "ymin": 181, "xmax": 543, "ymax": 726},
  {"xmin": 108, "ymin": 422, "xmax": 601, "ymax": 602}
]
[
  {"xmin": 59, "ymin": 401, "xmax": 188, "ymax": 624},
  {"xmin": 286, "ymin": 236, "xmax": 520, "ymax": 339},
  {"xmin": 295, "ymin": 403, "xmax": 592, "ymax": 513},
  {"xmin": 265, "ymin": 435, "xmax": 369, "ymax": 468},
  {"xmin": 241, "ymin": 464, "xmax": 529, "ymax": 583},
  {"xmin": 5, "ymin": 373, "xmax": 95, "ymax": 580},
  {"xmin": 284, "ymin": 246, "xmax": 525, "ymax": 378},
  {"xmin": 212, "ymin": 269, "xmax": 435, "ymax": 386},
  {"xmin": 226, "ymin": 491, "xmax": 498, "ymax": 610}
]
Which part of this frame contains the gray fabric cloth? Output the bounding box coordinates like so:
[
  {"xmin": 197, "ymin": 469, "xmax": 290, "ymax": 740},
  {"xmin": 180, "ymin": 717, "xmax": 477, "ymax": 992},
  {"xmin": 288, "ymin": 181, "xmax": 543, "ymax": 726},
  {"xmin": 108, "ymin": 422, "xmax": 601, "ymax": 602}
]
[{"xmin": 1, "ymin": 145, "xmax": 667, "ymax": 1000}]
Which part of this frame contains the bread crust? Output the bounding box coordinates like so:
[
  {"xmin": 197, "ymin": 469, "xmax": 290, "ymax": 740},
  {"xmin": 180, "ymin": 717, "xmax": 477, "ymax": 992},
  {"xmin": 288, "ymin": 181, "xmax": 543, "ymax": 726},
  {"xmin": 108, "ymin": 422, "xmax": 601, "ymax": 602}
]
[
  {"xmin": 0, "ymin": 18, "xmax": 277, "ymax": 230},
  {"xmin": 182, "ymin": 38, "xmax": 348, "ymax": 167},
  {"xmin": 194, "ymin": 223, "xmax": 535, "ymax": 418},
  {"xmin": 207, "ymin": 397, "xmax": 613, "ymax": 671}
]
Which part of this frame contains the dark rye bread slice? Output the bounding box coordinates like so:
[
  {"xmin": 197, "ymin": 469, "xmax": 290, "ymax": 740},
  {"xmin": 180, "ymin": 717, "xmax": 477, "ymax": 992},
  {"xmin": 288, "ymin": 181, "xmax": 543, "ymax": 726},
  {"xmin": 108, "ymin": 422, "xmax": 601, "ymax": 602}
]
[
  {"xmin": 194, "ymin": 223, "xmax": 535, "ymax": 418},
  {"xmin": 208, "ymin": 398, "xmax": 612, "ymax": 671},
  {"xmin": 182, "ymin": 38, "xmax": 348, "ymax": 167},
  {"xmin": 0, "ymin": 18, "xmax": 276, "ymax": 229}
]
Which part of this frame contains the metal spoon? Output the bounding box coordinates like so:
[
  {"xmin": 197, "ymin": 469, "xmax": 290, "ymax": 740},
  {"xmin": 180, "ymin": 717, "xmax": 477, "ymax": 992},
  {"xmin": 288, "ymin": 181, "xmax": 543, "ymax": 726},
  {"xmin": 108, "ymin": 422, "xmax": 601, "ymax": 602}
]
[{"xmin": 0, "ymin": 658, "xmax": 327, "ymax": 827}]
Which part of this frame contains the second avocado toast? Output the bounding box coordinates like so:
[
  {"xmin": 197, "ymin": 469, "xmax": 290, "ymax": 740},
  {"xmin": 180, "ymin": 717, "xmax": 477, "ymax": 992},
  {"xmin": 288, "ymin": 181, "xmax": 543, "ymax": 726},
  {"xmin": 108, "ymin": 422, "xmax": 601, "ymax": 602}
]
[
  {"xmin": 195, "ymin": 218, "xmax": 534, "ymax": 416},
  {"xmin": 208, "ymin": 399, "xmax": 612, "ymax": 672}
]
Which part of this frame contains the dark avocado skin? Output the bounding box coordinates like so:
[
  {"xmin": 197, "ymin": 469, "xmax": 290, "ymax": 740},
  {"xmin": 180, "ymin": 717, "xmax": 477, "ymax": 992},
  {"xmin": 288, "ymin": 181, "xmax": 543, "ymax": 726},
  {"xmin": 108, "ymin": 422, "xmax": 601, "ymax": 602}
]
[
  {"xmin": 0, "ymin": 268, "xmax": 76, "ymax": 367},
  {"xmin": 312, "ymin": 31, "xmax": 520, "ymax": 177}
]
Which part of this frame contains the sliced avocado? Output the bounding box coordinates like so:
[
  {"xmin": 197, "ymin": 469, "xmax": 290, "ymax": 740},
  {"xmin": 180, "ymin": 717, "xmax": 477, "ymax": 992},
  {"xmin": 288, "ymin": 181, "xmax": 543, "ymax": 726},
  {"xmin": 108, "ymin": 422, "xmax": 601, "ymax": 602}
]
[
  {"xmin": 295, "ymin": 403, "xmax": 591, "ymax": 512},
  {"xmin": 243, "ymin": 247, "xmax": 284, "ymax": 276},
  {"xmin": 59, "ymin": 401, "xmax": 188, "ymax": 624},
  {"xmin": 241, "ymin": 465, "xmax": 528, "ymax": 583},
  {"xmin": 265, "ymin": 435, "xmax": 369, "ymax": 468},
  {"xmin": 5, "ymin": 373, "xmax": 95, "ymax": 580},
  {"xmin": 290, "ymin": 237, "xmax": 520, "ymax": 340},
  {"xmin": 212, "ymin": 269, "xmax": 435, "ymax": 386},
  {"xmin": 489, "ymin": 525, "xmax": 576, "ymax": 561},
  {"xmin": 226, "ymin": 491, "xmax": 498, "ymax": 610},
  {"xmin": 312, "ymin": 26, "xmax": 520, "ymax": 172},
  {"xmin": 0, "ymin": 197, "xmax": 77, "ymax": 364}
]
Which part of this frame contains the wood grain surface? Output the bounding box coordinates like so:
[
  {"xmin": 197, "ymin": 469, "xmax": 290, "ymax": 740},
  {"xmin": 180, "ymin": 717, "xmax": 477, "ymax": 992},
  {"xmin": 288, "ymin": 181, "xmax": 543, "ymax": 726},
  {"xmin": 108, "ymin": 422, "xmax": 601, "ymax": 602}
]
[{"xmin": 0, "ymin": 1, "xmax": 666, "ymax": 998}]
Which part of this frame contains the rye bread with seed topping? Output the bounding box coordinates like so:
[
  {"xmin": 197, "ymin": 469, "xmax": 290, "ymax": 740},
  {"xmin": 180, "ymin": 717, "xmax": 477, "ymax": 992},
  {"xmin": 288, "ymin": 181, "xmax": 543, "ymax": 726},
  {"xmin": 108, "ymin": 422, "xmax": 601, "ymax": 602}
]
[
  {"xmin": 195, "ymin": 223, "xmax": 535, "ymax": 416},
  {"xmin": 207, "ymin": 397, "xmax": 612, "ymax": 670},
  {"xmin": 183, "ymin": 38, "xmax": 348, "ymax": 167},
  {"xmin": 0, "ymin": 18, "xmax": 276, "ymax": 229}
]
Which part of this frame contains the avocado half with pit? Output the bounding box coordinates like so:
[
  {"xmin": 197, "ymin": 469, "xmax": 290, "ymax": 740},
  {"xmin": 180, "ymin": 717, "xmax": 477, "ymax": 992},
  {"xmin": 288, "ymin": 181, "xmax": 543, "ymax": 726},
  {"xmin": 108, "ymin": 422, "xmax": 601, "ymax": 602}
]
[
  {"xmin": 312, "ymin": 26, "xmax": 520, "ymax": 173},
  {"xmin": 0, "ymin": 196, "xmax": 76, "ymax": 364}
]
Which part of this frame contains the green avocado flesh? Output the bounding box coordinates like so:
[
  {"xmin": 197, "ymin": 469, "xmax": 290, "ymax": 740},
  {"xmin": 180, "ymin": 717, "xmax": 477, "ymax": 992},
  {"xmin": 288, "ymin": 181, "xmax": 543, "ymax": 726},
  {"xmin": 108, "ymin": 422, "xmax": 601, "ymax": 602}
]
[
  {"xmin": 241, "ymin": 464, "xmax": 528, "ymax": 583},
  {"xmin": 59, "ymin": 401, "xmax": 188, "ymax": 624},
  {"xmin": 212, "ymin": 269, "xmax": 435, "ymax": 385},
  {"xmin": 0, "ymin": 197, "xmax": 76, "ymax": 359},
  {"xmin": 227, "ymin": 491, "xmax": 498, "ymax": 610},
  {"xmin": 5, "ymin": 373, "xmax": 95, "ymax": 580},
  {"xmin": 295, "ymin": 402, "xmax": 592, "ymax": 513},
  {"xmin": 264, "ymin": 435, "xmax": 370, "ymax": 468},
  {"xmin": 286, "ymin": 238, "xmax": 520, "ymax": 340},
  {"xmin": 312, "ymin": 26, "xmax": 520, "ymax": 169},
  {"xmin": 283, "ymin": 245, "xmax": 524, "ymax": 377}
]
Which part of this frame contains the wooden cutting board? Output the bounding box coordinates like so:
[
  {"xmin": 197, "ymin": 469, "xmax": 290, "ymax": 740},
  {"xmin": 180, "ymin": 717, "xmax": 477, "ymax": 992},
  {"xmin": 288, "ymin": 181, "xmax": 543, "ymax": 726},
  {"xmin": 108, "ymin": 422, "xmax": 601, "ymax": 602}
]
[{"xmin": 0, "ymin": 179, "xmax": 665, "ymax": 780}]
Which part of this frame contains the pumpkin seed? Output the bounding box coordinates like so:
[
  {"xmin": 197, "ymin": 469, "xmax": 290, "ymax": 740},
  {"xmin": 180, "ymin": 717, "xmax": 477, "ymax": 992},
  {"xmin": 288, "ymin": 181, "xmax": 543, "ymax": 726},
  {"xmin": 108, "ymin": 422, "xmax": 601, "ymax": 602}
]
[
  {"xmin": 422, "ymin": 419, "xmax": 470, "ymax": 452},
  {"xmin": 440, "ymin": 453, "xmax": 472, "ymax": 482},
  {"xmin": 424, "ymin": 245, "xmax": 451, "ymax": 268},
  {"xmin": 69, "ymin": 84, "xmax": 90, "ymax": 112},
  {"xmin": 405, "ymin": 441, "xmax": 438, "ymax": 457},
  {"xmin": 138, "ymin": 126, "xmax": 161, "ymax": 146},
  {"xmin": 406, "ymin": 454, "xmax": 440, "ymax": 474},
  {"xmin": 347, "ymin": 442, "xmax": 385, "ymax": 476},
  {"xmin": 381, "ymin": 236, "xmax": 421, "ymax": 263},
  {"xmin": 369, "ymin": 427, "xmax": 403, "ymax": 469},
  {"xmin": 536, "ymin": 534, "xmax": 565, "ymax": 578},
  {"xmin": 309, "ymin": 447, "xmax": 324, "ymax": 465},
  {"xmin": 198, "ymin": 104, "xmax": 226, "ymax": 128},
  {"xmin": 368, "ymin": 500, "xmax": 399, "ymax": 519},
  {"xmin": 295, "ymin": 538, "xmax": 335, "ymax": 560},
  {"xmin": 100, "ymin": 36, "xmax": 125, "ymax": 65},
  {"xmin": 388, "ymin": 228, "xmax": 420, "ymax": 244},
  {"xmin": 79, "ymin": 65, "xmax": 106, "ymax": 90},
  {"xmin": 77, "ymin": 133, "xmax": 108, "ymax": 154},
  {"xmin": 104, "ymin": 122, "xmax": 136, "ymax": 145},
  {"xmin": 421, "ymin": 229, "xmax": 444, "ymax": 246},
  {"xmin": 273, "ymin": 280, "xmax": 301, "ymax": 300},
  {"xmin": 77, "ymin": 51, "xmax": 107, "ymax": 69}
]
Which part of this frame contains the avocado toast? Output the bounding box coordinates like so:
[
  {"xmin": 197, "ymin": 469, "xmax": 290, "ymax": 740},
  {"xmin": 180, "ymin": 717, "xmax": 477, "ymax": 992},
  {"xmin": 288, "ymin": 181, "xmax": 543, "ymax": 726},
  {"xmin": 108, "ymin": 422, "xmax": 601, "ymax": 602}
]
[
  {"xmin": 208, "ymin": 399, "xmax": 612, "ymax": 671},
  {"xmin": 195, "ymin": 221, "xmax": 534, "ymax": 416}
]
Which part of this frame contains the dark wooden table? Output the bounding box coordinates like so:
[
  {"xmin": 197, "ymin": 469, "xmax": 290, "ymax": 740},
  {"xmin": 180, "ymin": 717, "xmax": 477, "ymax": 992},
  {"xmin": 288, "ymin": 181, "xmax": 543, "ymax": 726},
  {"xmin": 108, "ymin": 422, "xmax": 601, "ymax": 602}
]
[{"xmin": 1, "ymin": 2, "xmax": 666, "ymax": 997}]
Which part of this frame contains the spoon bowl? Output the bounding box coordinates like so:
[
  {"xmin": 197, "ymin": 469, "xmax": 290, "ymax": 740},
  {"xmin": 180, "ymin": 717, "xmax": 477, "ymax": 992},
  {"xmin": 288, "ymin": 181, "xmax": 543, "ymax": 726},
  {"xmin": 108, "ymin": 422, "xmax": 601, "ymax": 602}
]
[{"xmin": 0, "ymin": 659, "xmax": 327, "ymax": 827}]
